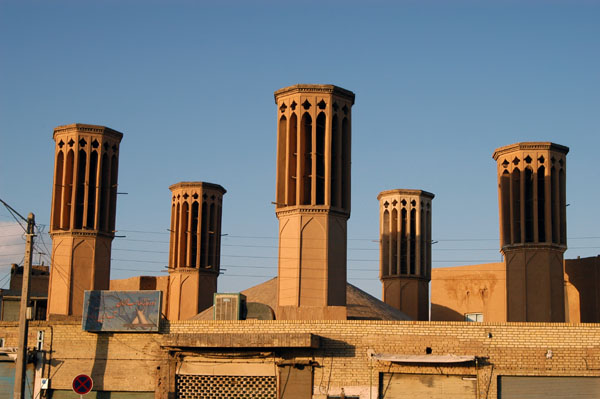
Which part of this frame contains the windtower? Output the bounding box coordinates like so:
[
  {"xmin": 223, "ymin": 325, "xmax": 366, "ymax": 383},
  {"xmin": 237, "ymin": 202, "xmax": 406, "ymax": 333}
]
[
  {"xmin": 493, "ymin": 142, "xmax": 568, "ymax": 322},
  {"xmin": 378, "ymin": 189, "xmax": 434, "ymax": 320},
  {"xmin": 167, "ymin": 182, "xmax": 226, "ymax": 320},
  {"xmin": 48, "ymin": 123, "xmax": 123, "ymax": 318},
  {"xmin": 274, "ymin": 84, "xmax": 354, "ymax": 320}
]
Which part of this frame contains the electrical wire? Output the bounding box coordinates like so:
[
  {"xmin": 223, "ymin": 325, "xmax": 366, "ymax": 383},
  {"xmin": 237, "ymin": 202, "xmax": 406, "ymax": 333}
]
[
  {"xmin": 4, "ymin": 224, "xmax": 600, "ymax": 243},
  {"xmin": 1, "ymin": 214, "xmax": 597, "ymax": 286},
  {"xmin": 0, "ymin": 272, "xmax": 12, "ymax": 287}
]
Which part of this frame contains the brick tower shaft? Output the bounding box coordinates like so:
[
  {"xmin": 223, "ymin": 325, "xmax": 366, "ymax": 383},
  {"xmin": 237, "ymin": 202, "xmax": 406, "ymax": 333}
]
[
  {"xmin": 167, "ymin": 182, "xmax": 226, "ymax": 320},
  {"xmin": 47, "ymin": 123, "xmax": 123, "ymax": 318},
  {"xmin": 274, "ymin": 84, "xmax": 355, "ymax": 320},
  {"xmin": 378, "ymin": 189, "xmax": 434, "ymax": 321},
  {"xmin": 493, "ymin": 142, "xmax": 569, "ymax": 322}
]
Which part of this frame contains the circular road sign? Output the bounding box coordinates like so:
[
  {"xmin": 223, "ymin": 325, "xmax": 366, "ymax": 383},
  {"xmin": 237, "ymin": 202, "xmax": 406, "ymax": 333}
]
[{"xmin": 72, "ymin": 374, "xmax": 93, "ymax": 395}]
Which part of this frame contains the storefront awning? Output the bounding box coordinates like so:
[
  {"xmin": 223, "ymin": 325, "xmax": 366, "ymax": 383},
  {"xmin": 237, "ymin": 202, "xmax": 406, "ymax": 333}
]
[{"xmin": 370, "ymin": 352, "xmax": 476, "ymax": 364}]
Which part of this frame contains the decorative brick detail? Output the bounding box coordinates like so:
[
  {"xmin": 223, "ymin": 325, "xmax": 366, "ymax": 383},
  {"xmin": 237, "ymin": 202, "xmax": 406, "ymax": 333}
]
[{"xmin": 163, "ymin": 333, "xmax": 318, "ymax": 348}]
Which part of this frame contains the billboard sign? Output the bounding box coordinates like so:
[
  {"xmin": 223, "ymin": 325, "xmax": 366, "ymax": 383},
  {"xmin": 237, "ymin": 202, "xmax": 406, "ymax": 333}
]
[{"xmin": 82, "ymin": 290, "xmax": 161, "ymax": 332}]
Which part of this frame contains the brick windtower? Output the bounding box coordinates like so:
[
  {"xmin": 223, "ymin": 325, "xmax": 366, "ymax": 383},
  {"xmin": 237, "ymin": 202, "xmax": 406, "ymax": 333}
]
[
  {"xmin": 378, "ymin": 189, "xmax": 434, "ymax": 320},
  {"xmin": 274, "ymin": 84, "xmax": 355, "ymax": 320},
  {"xmin": 493, "ymin": 142, "xmax": 568, "ymax": 322},
  {"xmin": 48, "ymin": 123, "xmax": 123, "ymax": 318},
  {"xmin": 167, "ymin": 182, "xmax": 226, "ymax": 320}
]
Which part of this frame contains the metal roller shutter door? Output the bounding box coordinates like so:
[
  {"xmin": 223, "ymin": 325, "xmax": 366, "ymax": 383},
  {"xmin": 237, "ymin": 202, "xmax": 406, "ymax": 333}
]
[
  {"xmin": 380, "ymin": 373, "xmax": 477, "ymax": 399},
  {"xmin": 0, "ymin": 363, "xmax": 33, "ymax": 399},
  {"xmin": 499, "ymin": 376, "xmax": 600, "ymax": 399}
]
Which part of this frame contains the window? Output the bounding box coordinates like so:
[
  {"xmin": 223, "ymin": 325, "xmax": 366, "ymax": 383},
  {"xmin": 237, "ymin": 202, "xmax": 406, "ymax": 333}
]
[{"xmin": 465, "ymin": 313, "xmax": 483, "ymax": 322}]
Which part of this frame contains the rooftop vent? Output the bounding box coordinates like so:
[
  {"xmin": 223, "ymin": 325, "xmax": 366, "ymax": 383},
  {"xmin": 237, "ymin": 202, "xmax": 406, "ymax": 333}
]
[{"xmin": 213, "ymin": 293, "xmax": 246, "ymax": 320}]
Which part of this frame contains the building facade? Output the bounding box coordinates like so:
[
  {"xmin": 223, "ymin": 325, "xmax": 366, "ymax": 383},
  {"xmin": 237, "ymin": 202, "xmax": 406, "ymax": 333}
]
[
  {"xmin": 431, "ymin": 142, "xmax": 599, "ymax": 324},
  {"xmin": 1, "ymin": 319, "xmax": 599, "ymax": 398},
  {"xmin": 2, "ymin": 88, "xmax": 600, "ymax": 399}
]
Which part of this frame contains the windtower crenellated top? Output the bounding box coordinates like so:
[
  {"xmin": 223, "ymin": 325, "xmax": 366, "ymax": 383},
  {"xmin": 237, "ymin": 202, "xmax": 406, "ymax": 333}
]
[
  {"xmin": 50, "ymin": 122, "xmax": 123, "ymax": 236},
  {"xmin": 377, "ymin": 189, "xmax": 435, "ymax": 201},
  {"xmin": 492, "ymin": 142, "xmax": 569, "ymax": 160},
  {"xmin": 274, "ymin": 83, "xmax": 354, "ymax": 214},
  {"xmin": 169, "ymin": 181, "xmax": 226, "ymax": 194},
  {"xmin": 53, "ymin": 123, "xmax": 124, "ymax": 141},
  {"xmin": 274, "ymin": 84, "xmax": 355, "ymax": 104},
  {"xmin": 492, "ymin": 141, "xmax": 568, "ymax": 251}
]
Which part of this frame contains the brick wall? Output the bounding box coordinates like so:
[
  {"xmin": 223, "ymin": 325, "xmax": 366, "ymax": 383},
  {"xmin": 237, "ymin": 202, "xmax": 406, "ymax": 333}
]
[
  {"xmin": 1, "ymin": 320, "xmax": 598, "ymax": 398},
  {"xmin": 165, "ymin": 320, "xmax": 600, "ymax": 398},
  {"xmin": 0, "ymin": 321, "xmax": 163, "ymax": 393}
]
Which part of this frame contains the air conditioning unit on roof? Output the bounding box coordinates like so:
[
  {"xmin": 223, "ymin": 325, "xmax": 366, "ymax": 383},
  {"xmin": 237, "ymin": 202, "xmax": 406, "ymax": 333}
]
[{"xmin": 213, "ymin": 293, "xmax": 246, "ymax": 320}]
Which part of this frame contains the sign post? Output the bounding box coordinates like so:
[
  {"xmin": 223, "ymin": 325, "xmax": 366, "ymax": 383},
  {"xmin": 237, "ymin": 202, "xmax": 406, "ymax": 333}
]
[{"xmin": 72, "ymin": 374, "xmax": 93, "ymax": 397}]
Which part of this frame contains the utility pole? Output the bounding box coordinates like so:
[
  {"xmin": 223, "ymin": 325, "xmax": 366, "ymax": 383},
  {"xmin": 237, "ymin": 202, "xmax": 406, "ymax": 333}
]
[{"xmin": 14, "ymin": 213, "xmax": 35, "ymax": 399}]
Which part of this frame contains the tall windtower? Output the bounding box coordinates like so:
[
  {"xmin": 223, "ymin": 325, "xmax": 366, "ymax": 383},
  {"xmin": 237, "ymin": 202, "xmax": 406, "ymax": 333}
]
[
  {"xmin": 493, "ymin": 142, "xmax": 568, "ymax": 322},
  {"xmin": 378, "ymin": 189, "xmax": 434, "ymax": 320},
  {"xmin": 274, "ymin": 84, "xmax": 354, "ymax": 320},
  {"xmin": 167, "ymin": 182, "xmax": 226, "ymax": 320},
  {"xmin": 48, "ymin": 123, "xmax": 123, "ymax": 318}
]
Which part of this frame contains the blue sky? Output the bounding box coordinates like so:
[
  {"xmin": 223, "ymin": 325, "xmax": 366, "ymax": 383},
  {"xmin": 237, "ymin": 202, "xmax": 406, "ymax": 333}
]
[{"xmin": 1, "ymin": 1, "xmax": 599, "ymax": 298}]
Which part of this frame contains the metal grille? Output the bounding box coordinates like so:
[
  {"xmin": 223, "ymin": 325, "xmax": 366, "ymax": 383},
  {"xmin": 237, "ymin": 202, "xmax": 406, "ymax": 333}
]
[{"xmin": 176, "ymin": 374, "xmax": 277, "ymax": 399}]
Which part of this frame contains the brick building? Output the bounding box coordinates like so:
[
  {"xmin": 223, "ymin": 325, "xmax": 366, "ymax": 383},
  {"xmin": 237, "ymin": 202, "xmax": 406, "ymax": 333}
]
[
  {"xmin": 1, "ymin": 84, "xmax": 599, "ymax": 398},
  {"xmin": 1, "ymin": 318, "xmax": 599, "ymax": 398},
  {"xmin": 0, "ymin": 264, "xmax": 48, "ymax": 321},
  {"xmin": 430, "ymin": 143, "xmax": 600, "ymax": 324}
]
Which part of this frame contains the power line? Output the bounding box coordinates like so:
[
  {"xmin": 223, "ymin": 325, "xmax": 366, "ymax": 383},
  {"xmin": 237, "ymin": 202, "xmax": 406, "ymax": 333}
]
[
  {"xmin": 113, "ymin": 248, "xmax": 167, "ymax": 254},
  {"xmin": 0, "ymin": 272, "xmax": 12, "ymax": 287},
  {"xmin": 118, "ymin": 238, "xmax": 169, "ymax": 244},
  {"xmin": 108, "ymin": 254, "xmax": 502, "ymax": 263},
  {"xmin": 0, "ymin": 252, "xmax": 41, "ymax": 257},
  {"xmin": 111, "ymin": 258, "xmax": 164, "ymax": 264},
  {"xmin": 105, "ymin": 244, "xmax": 600, "ymax": 257},
  {"xmin": 117, "ymin": 229, "xmax": 170, "ymax": 235},
  {"xmin": 110, "ymin": 234, "xmax": 600, "ymax": 246},
  {"xmin": 90, "ymin": 227, "xmax": 600, "ymax": 242},
  {"xmin": 0, "ymin": 198, "xmax": 28, "ymax": 232},
  {"xmin": 3, "ymin": 225, "xmax": 600, "ymax": 243}
]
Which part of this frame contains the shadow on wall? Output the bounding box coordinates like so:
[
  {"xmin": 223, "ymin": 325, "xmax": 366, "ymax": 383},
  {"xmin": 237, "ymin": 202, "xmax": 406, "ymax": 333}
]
[
  {"xmin": 91, "ymin": 333, "xmax": 110, "ymax": 392},
  {"xmin": 564, "ymin": 256, "xmax": 600, "ymax": 323},
  {"xmin": 316, "ymin": 337, "xmax": 356, "ymax": 358},
  {"xmin": 430, "ymin": 303, "xmax": 464, "ymax": 321}
]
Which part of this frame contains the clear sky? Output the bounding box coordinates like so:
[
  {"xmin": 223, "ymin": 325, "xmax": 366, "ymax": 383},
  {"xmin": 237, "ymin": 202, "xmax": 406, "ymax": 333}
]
[{"xmin": 1, "ymin": 0, "xmax": 599, "ymax": 299}]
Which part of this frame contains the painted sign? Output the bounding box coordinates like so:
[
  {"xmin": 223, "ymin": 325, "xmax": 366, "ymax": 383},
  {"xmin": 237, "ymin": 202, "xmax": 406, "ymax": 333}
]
[
  {"xmin": 72, "ymin": 374, "xmax": 93, "ymax": 394},
  {"xmin": 82, "ymin": 290, "xmax": 161, "ymax": 332}
]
